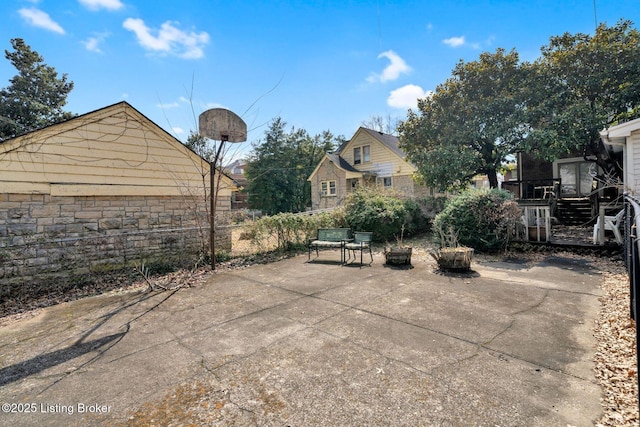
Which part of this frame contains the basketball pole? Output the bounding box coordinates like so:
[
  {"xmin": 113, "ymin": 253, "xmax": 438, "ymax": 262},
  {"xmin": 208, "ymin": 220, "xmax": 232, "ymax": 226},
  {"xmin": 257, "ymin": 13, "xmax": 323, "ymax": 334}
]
[{"xmin": 210, "ymin": 135, "xmax": 228, "ymax": 270}]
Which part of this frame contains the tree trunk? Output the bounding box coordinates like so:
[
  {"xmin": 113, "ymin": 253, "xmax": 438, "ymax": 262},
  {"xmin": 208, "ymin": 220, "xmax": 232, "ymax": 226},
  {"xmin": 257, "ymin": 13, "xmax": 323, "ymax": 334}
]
[{"xmin": 487, "ymin": 169, "xmax": 499, "ymax": 188}]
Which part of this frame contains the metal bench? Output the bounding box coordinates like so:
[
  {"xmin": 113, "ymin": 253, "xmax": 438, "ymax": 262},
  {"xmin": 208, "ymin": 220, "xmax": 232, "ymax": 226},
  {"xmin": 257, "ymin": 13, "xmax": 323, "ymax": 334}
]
[{"xmin": 308, "ymin": 228, "xmax": 351, "ymax": 263}]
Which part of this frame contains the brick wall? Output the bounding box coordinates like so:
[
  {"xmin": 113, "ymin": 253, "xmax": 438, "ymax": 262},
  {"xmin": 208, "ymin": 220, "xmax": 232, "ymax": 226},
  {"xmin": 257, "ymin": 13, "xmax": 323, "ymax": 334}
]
[{"xmin": 0, "ymin": 193, "xmax": 231, "ymax": 290}]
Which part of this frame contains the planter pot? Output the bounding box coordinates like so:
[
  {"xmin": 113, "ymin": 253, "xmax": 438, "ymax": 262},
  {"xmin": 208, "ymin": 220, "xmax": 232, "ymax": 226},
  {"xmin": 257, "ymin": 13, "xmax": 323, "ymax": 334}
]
[
  {"xmin": 431, "ymin": 247, "xmax": 474, "ymax": 271},
  {"xmin": 384, "ymin": 247, "xmax": 412, "ymax": 265}
]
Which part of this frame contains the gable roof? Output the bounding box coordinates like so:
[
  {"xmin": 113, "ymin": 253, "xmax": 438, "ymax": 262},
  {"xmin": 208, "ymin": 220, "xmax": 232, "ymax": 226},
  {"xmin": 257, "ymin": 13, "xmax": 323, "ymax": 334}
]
[
  {"xmin": 326, "ymin": 152, "xmax": 360, "ymax": 172},
  {"xmin": 0, "ymin": 101, "xmax": 236, "ymax": 196},
  {"xmin": 308, "ymin": 127, "xmax": 414, "ymax": 182},
  {"xmin": 335, "ymin": 127, "xmax": 407, "ymax": 161},
  {"xmin": 357, "ymin": 127, "xmax": 405, "ymax": 159},
  {"xmin": 1, "ymin": 101, "xmax": 194, "ymax": 154},
  {"xmin": 307, "ymin": 152, "xmax": 367, "ymax": 182}
]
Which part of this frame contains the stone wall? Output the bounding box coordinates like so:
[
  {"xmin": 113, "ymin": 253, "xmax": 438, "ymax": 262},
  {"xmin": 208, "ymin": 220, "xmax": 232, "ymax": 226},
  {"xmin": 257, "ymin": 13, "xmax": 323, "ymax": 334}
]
[{"xmin": 0, "ymin": 193, "xmax": 231, "ymax": 290}]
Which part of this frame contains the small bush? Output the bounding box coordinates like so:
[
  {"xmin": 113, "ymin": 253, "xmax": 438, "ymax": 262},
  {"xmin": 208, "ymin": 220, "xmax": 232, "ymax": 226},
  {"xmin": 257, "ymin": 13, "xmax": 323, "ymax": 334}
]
[
  {"xmin": 343, "ymin": 187, "xmax": 429, "ymax": 243},
  {"xmin": 245, "ymin": 210, "xmax": 346, "ymax": 252},
  {"xmin": 432, "ymin": 188, "xmax": 520, "ymax": 252}
]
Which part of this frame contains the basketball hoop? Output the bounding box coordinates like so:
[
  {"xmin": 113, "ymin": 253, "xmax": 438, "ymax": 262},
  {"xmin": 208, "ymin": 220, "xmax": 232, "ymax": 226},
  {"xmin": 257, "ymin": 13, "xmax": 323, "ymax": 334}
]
[{"xmin": 198, "ymin": 108, "xmax": 247, "ymax": 269}]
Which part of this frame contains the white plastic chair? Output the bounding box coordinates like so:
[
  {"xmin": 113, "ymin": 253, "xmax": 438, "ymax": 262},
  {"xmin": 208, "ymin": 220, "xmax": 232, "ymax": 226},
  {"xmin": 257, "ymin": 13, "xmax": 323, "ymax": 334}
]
[{"xmin": 593, "ymin": 209, "xmax": 624, "ymax": 244}]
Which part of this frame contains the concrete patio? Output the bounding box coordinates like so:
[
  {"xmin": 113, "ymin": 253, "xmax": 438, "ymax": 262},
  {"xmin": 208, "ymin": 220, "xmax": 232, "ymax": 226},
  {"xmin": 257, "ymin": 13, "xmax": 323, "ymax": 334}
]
[{"xmin": 0, "ymin": 250, "xmax": 603, "ymax": 426}]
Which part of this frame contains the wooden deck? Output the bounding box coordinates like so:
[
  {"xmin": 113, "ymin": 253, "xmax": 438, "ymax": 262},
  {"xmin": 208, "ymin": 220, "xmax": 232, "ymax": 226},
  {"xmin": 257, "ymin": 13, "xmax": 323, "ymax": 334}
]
[{"xmin": 520, "ymin": 225, "xmax": 622, "ymax": 253}]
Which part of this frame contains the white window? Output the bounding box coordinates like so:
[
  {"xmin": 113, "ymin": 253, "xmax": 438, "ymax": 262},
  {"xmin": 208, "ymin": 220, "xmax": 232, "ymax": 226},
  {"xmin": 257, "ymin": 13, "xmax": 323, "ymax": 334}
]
[
  {"xmin": 353, "ymin": 145, "xmax": 370, "ymax": 165},
  {"xmin": 383, "ymin": 177, "xmax": 392, "ymax": 188},
  {"xmin": 321, "ymin": 180, "xmax": 337, "ymax": 196}
]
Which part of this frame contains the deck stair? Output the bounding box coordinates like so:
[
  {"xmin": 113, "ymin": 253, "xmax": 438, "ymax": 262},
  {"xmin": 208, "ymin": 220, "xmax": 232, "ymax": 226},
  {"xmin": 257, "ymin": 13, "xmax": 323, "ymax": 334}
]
[{"xmin": 555, "ymin": 198, "xmax": 593, "ymax": 226}]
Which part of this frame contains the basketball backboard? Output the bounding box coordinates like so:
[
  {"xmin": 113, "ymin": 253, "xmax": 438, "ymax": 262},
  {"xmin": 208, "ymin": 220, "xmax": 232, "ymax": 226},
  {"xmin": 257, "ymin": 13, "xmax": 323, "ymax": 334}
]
[{"xmin": 198, "ymin": 108, "xmax": 247, "ymax": 142}]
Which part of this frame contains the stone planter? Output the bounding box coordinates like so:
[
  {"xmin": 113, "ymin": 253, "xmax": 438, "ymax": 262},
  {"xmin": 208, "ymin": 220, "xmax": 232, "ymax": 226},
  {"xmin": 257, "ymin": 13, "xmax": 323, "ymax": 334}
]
[
  {"xmin": 384, "ymin": 247, "xmax": 412, "ymax": 265},
  {"xmin": 431, "ymin": 247, "xmax": 474, "ymax": 271}
]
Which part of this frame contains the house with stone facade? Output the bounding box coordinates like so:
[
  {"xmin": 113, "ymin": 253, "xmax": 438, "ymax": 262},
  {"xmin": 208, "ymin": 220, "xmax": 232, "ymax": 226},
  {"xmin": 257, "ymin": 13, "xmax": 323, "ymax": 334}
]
[
  {"xmin": 307, "ymin": 127, "xmax": 439, "ymax": 210},
  {"xmin": 0, "ymin": 101, "xmax": 236, "ymax": 288}
]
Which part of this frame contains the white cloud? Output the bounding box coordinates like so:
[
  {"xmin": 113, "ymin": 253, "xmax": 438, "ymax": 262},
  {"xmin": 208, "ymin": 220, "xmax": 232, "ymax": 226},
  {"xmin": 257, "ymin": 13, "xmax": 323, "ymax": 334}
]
[
  {"xmin": 387, "ymin": 84, "xmax": 432, "ymax": 109},
  {"xmin": 443, "ymin": 36, "xmax": 465, "ymax": 48},
  {"xmin": 83, "ymin": 37, "xmax": 101, "ymax": 52},
  {"xmin": 157, "ymin": 102, "xmax": 180, "ymax": 109},
  {"xmin": 367, "ymin": 50, "xmax": 411, "ymax": 83},
  {"xmin": 82, "ymin": 32, "xmax": 109, "ymax": 53},
  {"xmin": 172, "ymin": 127, "xmax": 185, "ymax": 135},
  {"xmin": 123, "ymin": 18, "xmax": 210, "ymax": 59},
  {"xmin": 79, "ymin": 0, "xmax": 124, "ymax": 11},
  {"xmin": 18, "ymin": 7, "xmax": 65, "ymax": 34}
]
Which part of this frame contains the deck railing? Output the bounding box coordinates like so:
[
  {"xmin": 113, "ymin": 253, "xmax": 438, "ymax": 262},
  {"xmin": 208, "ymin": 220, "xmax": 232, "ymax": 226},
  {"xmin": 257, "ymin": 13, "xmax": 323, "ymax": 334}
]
[
  {"xmin": 622, "ymin": 193, "xmax": 640, "ymax": 412},
  {"xmin": 501, "ymin": 179, "xmax": 561, "ymax": 200}
]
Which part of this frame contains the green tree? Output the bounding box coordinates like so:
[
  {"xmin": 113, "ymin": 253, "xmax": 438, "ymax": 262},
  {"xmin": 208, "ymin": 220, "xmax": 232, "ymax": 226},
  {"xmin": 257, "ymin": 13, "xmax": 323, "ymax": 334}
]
[
  {"xmin": 524, "ymin": 20, "xmax": 640, "ymax": 179},
  {"xmin": 245, "ymin": 118, "xmax": 341, "ymax": 214},
  {"xmin": 0, "ymin": 38, "xmax": 74, "ymax": 141},
  {"xmin": 399, "ymin": 48, "xmax": 528, "ymax": 190},
  {"xmin": 184, "ymin": 130, "xmax": 215, "ymax": 160}
]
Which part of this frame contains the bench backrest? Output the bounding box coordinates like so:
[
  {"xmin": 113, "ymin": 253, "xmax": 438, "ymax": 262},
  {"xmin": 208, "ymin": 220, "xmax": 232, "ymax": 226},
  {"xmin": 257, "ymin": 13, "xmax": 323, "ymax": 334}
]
[
  {"xmin": 317, "ymin": 228, "xmax": 351, "ymax": 241},
  {"xmin": 353, "ymin": 231, "xmax": 373, "ymax": 244}
]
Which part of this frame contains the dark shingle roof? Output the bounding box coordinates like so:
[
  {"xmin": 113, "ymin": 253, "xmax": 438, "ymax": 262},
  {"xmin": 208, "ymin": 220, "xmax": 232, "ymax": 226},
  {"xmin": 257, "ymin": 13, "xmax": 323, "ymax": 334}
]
[
  {"xmin": 359, "ymin": 127, "xmax": 405, "ymax": 159},
  {"xmin": 326, "ymin": 152, "xmax": 360, "ymax": 172}
]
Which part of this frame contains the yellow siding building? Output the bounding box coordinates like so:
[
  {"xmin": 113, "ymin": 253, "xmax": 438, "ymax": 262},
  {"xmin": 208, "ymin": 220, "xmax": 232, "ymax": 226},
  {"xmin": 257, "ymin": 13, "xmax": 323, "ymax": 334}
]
[
  {"xmin": 0, "ymin": 102, "xmax": 236, "ymax": 289},
  {"xmin": 308, "ymin": 127, "xmax": 438, "ymax": 209}
]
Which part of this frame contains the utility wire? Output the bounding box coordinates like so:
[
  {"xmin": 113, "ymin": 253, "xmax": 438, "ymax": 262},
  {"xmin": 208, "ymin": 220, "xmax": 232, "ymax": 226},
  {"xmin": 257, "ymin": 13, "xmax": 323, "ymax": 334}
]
[{"xmin": 377, "ymin": 0, "xmax": 382, "ymax": 52}]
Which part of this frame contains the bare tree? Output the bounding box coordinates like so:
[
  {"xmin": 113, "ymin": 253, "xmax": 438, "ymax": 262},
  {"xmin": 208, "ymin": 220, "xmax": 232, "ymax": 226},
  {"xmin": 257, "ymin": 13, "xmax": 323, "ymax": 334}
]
[{"xmin": 361, "ymin": 114, "xmax": 400, "ymax": 135}]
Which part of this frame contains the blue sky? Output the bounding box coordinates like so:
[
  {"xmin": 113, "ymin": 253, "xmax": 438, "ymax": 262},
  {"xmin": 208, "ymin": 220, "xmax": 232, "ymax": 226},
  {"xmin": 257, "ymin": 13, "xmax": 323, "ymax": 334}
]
[{"xmin": 2, "ymin": 0, "xmax": 640, "ymax": 158}]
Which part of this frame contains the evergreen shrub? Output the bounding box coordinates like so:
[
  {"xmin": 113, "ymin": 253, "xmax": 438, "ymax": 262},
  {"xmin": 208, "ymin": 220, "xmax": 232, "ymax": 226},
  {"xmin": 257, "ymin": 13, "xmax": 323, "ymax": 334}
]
[
  {"xmin": 343, "ymin": 187, "xmax": 429, "ymax": 243},
  {"xmin": 432, "ymin": 188, "xmax": 520, "ymax": 252}
]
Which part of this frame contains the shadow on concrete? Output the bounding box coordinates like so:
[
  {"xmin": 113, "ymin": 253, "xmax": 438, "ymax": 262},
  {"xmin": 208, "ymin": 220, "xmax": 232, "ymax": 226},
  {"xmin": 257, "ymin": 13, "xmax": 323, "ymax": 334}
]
[
  {"xmin": 0, "ymin": 288, "xmax": 180, "ymax": 389},
  {"xmin": 305, "ymin": 259, "xmax": 345, "ymax": 266},
  {"xmin": 432, "ymin": 268, "xmax": 481, "ymax": 278},
  {"xmin": 476, "ymin": 257, "xmax": 531, "ymax": 271},
  {"xmin": 538, "ymin": 255, "xmax": 602, "ymax": 275},
  {"xmin": 382, "ymin": 263, "xmax": 414, "ymax": 270},
  {"xmin": 0, "ymin": 332, "xmax": 126, "ymax": 387}
]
